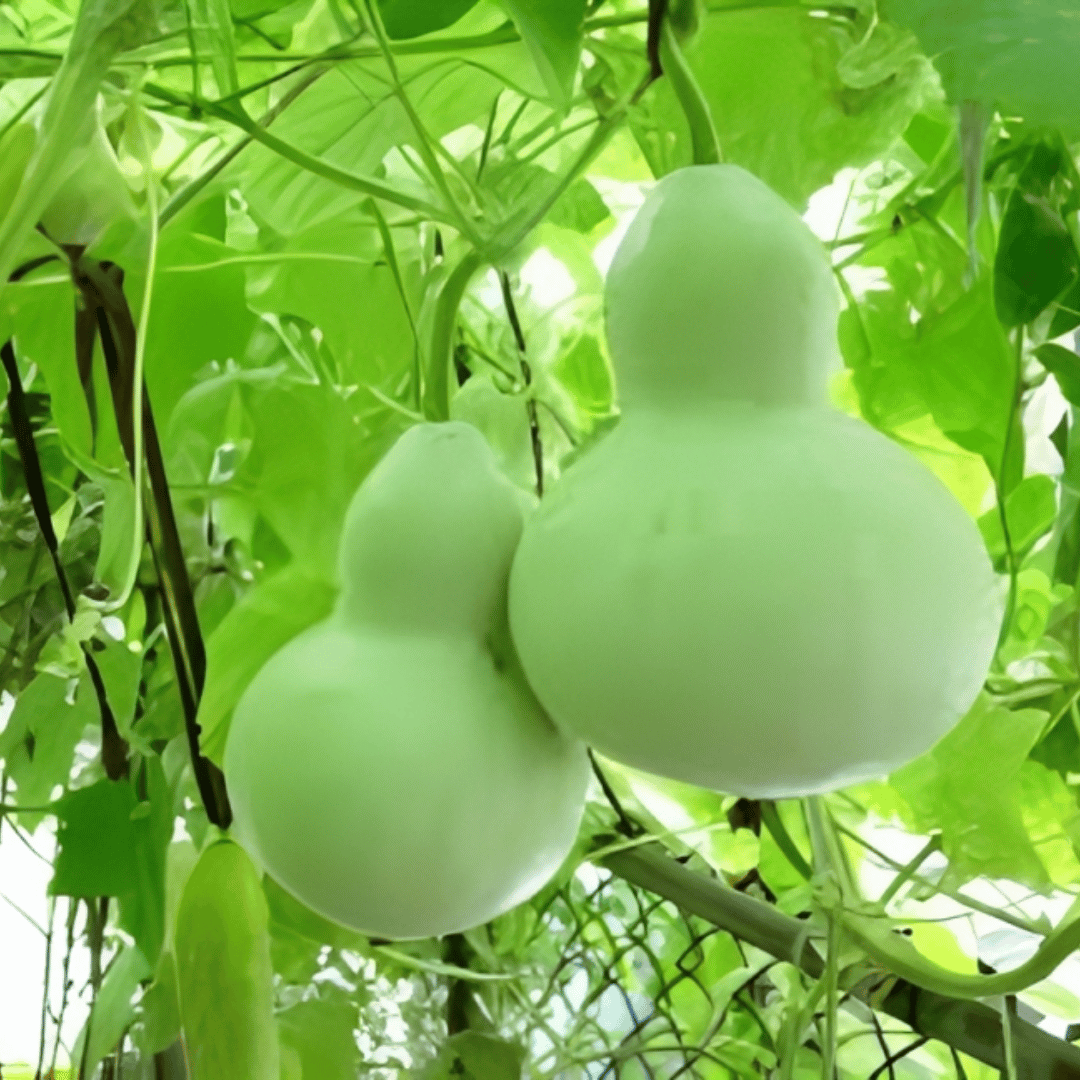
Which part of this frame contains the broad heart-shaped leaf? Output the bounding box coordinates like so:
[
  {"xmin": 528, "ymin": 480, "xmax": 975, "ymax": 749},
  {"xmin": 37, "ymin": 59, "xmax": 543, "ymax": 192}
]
[
  {"xmin": 632, "ymin": 7, "xmax": 933, "ymax": 208},
  {"xmin": 278, "ymin": 993, "xmax": 361, "ymax": 1080},
  {"xmin": 198, "ymin": 564, "xmax": 337, "ymax": 766},
  {"xmin": 140, "ymin": 223, "xmax": 259, "ymax": 430},
  {"xmin": 889, "ymin": 695, "xmax": 1050, "ymax": 889},
  {"xmin": 51, "ymin": 760, "xmax": 171, "ymax": 965},
  {"xmin": 977, "ymin": 473, "xmax": 1058, "ymax": 571},
  {"xmin": 911, "ymin": 277, "xmax": 1022, "ymax": 493},
  {"xmin": 233, "ymin": 58, "xmax": 508, "ymax": 236},
  {"xmin": 240, "ymin": 382, "xmax": 410, "ymax": 576},
  {"xmin": 0, "ymin": 673, "xmax": 97, "ymax": 829},
  {"xmin": 881, "ymin": 0, "xmax": 1080, "ymax": 134},
  {"xmin": 70, "ymin": 944, "xmax": 152, "ymax": 1079},
  {"xmin": 247, "ymin": 214, "xmax": 419, "ymax": 395},
  {"xmin": 51, "ymin": 779, "xmax": 144, "ymax": 897},
  {"xmin": 378, "ymin": 0, "xmax": 481, "ymax": 39},
  {"xmin": 495, "ymin": 0, "xmax": 586, "ymax": 104},
  {"xmin": 175, "ymin": 837, "xmax": 279, "ymax": 1080}
]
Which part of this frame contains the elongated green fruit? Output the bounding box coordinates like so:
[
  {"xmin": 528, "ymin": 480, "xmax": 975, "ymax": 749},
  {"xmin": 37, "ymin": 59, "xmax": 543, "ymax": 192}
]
[
  {"xmin": 509, "ymin": 165, "xmax": 1001, "ymax": 798},
  {"xmin": 174, "ymin": 836, "xmax": 279, "ymax": 1080}
]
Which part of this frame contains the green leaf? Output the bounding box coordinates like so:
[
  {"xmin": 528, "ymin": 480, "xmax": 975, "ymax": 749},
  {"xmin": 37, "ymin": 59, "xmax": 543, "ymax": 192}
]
[
  {"xmin": 145, "ymin": 228, "xmax": 259, "ymax": 429},
  {"xmin": 890, "ymin": 695, "xmax": 1050, "ymax": 888},
  {"xmin": 634, "ymin": 8, "xmax": 933, "ymax": 207},
  {"xmin": 71, "ymin": 944, "xmax": 152, "ymax": 1078},
  {"xmin": 421, "ymin": 1032, "xmax": 527, "ymax": 1080},
  {"xmin": 50, "ymin": 763, "xmax": 171, "ymax": 964},
  {"xmin": 1, "ymin": 275, "xmax": 93, "ymax": 462},
  {"xmin": 190, "ymin": 0, "xmax": 239, "ymax": 97},
  {"xmin": 175, "ymin": 838, "xmax": 279, "ymax": 1080},
  {"xmin": 912, "ymin": 278, "xmax": 1020, "ymax": 491},
  {"xmin": 881, "ymin": 0, "xmax": 1080, "ymax": 133},
  {"xmin": 495, "ymin": 0, "xmax": 586, "ymax": 104},
  {"xmin": 993, "ymin": 143, "xmax": 1080, "ymax": 328},
  {"xmin": 93, "ymin": 638, "xmax": 144, "ymax": 739},
  {"xmin": 135, "ymin": 951, "xmax": 182, "ymax": 1056},
  {"xmin": 278, "ymin": 994, "xmax": 361, "ymax": 1080},
  {"xmin": 977, "ymin": 474, "xmax": 1058, "ymax": 570},
  {"xmin": 0, "ymin": 673, "xmax": 97, "ymax": 828},
  {"xmin": 51, "ymin": 778, "xmax": 143, "ymax": 897},
  {"xmin": 546, "ymin": 177, "xmax": 610, "ymax": 233},
  {"xmin": 1037, "ymin": 343, "xmax": 1080, "ymax": 406},
  {"xmin": 377, "ymin": 0, "xmax": 481, "ymax": 39},
  {"xmin": 0, "ymin": 0, "xmax": 158, "ymax": 298},
  {"xmin": 198, "ymin": 564, "xmax": 337, "ymax": 765},
  {"xmin": 248, "ymin": 215, "xmax": 418, "ymax": 393}
]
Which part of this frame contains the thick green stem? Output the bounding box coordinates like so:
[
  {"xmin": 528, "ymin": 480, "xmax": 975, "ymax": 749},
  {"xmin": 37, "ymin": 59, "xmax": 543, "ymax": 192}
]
[
  {"xmin": 658, "ymin": 20, "xmax": 721, "ymax": 166},
  {"xmin": 423, "ymin": 250, "xmax": 484, "ymax": 421},
  {"xmin": 604, "ymin": 844, "xmax": 1080, "ymax": 1078}
]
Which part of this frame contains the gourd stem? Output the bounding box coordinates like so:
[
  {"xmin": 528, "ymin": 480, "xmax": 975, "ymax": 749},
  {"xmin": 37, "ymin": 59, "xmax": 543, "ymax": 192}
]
[
  {"xmin": 806, "ymin": 798, "xmax": 1080, "ymax": 1001},
  {"xmin": 604, "ymin": 844, "xmax": 1080, "ymax": 1075},
  {"xmin": 423, "ymin": 249, "xmax": 484, "ymax": 421},
  {"xmin": 658, "ymin": 20, "xmax": 721, "ymax": 166}
]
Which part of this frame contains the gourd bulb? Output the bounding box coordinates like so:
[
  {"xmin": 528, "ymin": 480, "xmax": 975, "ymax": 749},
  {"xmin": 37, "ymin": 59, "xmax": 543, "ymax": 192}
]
[
  {"xmin": 508, "ymin": 165, "xmax": 1001, "ymax": 799},
  {"xmin": 225, "ymin": 423, "xmax": 589, "ymax": 939}
]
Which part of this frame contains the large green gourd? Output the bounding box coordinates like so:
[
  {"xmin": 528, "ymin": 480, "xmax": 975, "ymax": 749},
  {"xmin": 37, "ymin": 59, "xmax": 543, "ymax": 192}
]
[
  {"xmin": 224, "ymin": 423, "xmax": 589, "ymax": 939},
  {"xmin": 508, "ymin": 165, "xmax": 1002, "ymax": 799}
]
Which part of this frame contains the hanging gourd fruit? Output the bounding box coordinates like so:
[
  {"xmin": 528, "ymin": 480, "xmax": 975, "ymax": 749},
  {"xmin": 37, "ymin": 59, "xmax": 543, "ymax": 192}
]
[
  {"xmin": 508, "ymin": 165, "xmax": 1002, "ymax": 799},
  {"xmin": 224, "ymin": 423, "xmax": 589, "ymax": 939}
]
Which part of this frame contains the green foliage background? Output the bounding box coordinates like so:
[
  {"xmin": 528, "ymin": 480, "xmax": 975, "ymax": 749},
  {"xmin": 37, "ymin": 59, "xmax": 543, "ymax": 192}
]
[{"xmin": 3, "ymin": 0, "xmax": 1080, "ymax": 1078}]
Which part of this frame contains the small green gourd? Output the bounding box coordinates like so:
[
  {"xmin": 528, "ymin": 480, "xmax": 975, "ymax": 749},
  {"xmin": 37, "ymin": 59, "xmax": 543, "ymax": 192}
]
[
  {"xmin": 174, "ymin": 836, "xmax": 279, "ymax": 1080},
  {"xmin": 224, "ymin": 422, "xmax": 589, "ymax": 939},
  {"xmin": 508, "ymin": 164, "xmax": 1002, "ymax": 798}
]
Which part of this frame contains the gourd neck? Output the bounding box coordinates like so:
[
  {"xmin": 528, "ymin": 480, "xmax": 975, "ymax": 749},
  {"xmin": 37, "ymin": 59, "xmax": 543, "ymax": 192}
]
[
  {"xmin": 604, "ymin": 164, "xmax": 839, "ymax": 413},
  {"xmin": 334, "ymin": 422, "xmax": 525, "ymax": 640}
]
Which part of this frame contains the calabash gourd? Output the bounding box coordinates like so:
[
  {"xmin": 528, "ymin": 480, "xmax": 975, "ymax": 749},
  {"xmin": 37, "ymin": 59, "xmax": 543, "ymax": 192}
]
[
  {"xmin": 508, "ymin": 165, "xmax": 1002, "ymax": 799},
  {"xmin": 224, "ymin": 423, "xmax": 589, "ymax": 940}
]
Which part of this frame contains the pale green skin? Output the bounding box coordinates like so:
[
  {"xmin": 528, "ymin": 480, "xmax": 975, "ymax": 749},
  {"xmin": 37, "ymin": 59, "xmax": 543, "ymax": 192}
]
[
  {"xmin": 225, "ymin": 424, "xmax": 589, "ymax": 940},
  {"xmin": 509, "ymin": 165, "xmax": 1002, "ymax": 798}
]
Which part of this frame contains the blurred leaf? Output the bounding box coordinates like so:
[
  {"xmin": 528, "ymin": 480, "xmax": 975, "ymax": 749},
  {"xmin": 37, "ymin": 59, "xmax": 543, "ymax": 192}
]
[
  {"xmin": 496, "ymin": 0, "xmax": 586, "ymax": 104},
  {"xmin": 93, "ymin": 638, "xmax": 144, "ymax": 738},
  {"xmin": 264, "ymin": 874, "xmax": 367, "ymax": 951},
  {"xmin": 0, "ymin": 673, "xmax": 97, "ymax": 828},
  {"xmin": 198, "ymin": 564, "xmax": 337, "ymax": 765},
  {"xmin": 240, "ymin": 383, "xmax": 407, "ymax": 576},
  {"xmin": 978, "ymin": 474, "xmax": 1058, "ymax": 570},
  {"xmin": 420, "ymin": 1031, "xmax": 526, "ymax": 1080},
  {"xmin": 881, "ymin": 0, "xmax": 1080, "ymax": 133},
  {"xmin": 1037, "ymin": 343, "xmax": 1080, "ymax": 407},
  {"xmin": 634, "ymin": 8, "xmax": 933, "ymax": 207},
  {"xmin": 144, "ymin": 229, "xmax": 259, "ymax": 428},
  {"xmin": 136, "ymin": 950, "xmax": 182, "ymax": 1056},
  {"xmin": 190, "ymin": 0, "xmax": 238, "ymax": 97},
  {"xmin": 278, "ymin": 994, "xmax": 361, "ymax": 1080},
  {"xmin": 248, "ymin": 215, "xmax": 418, "ymax": 393},
  {"xmin": 71, "ymin": 944, "xmax": 152, "ymax": 1078},
  {"xmin": 913, "ymin": 277, "xmax": 1020, "ymax": 491},
  {"xmin": 546, "ymin": 178, "xmax": 610, "ymax": 233},
  {"xmin": 51, "ymin": 778, "xmax": 143, "ymax": 897},
  {"xmin": 175, "ymin": 838, "xmax": 279, "ymax": 1080},
  {"xmin": 378, "ymin": 0, "xmax": 481, "ymax": 39},
  {"xmin": 994, "ymin": 143, "xmax": 1080, "ymax": 328},
  {"xmin": 890, "ymin": 695, "xmax": 1050, "ymax": 888}
]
